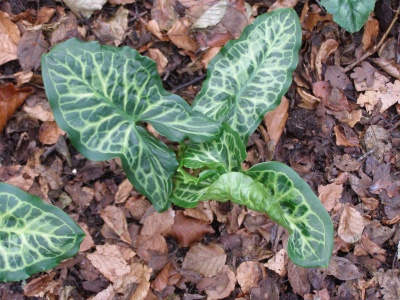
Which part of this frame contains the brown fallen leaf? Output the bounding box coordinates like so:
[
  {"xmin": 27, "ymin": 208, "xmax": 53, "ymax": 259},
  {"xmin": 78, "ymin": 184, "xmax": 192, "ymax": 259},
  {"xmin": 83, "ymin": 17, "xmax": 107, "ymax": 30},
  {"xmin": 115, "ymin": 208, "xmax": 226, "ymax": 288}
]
[
  {"xmin": 364, "ymin": 125, "xmax": 392, "ymax": 162},
  {"xmin": 287, "ymin": 261, "xmax": 310, "ymax": 296},
  {"xmin": 372, "ymin": 57, "xmax": 400, "ymax": 80},
  {"xmin": 333, "ymin": 125, "xmax": 359, "ymax": 147},
  {"xmin": 350, "ymin": 61, "xmax": 377, "ymax": 88},
  {"xmin": 108, "ymin": 0, "xmax": 135, "ymax": 4},
  {"xmin": 92, "ymin": 285, "xmax": 115, "ymax": 300},
  {"xmin": 168, "ymin": 210, "xmax": 215, "ymax": 247},
  {"xmin": 376, "ymin": 269, "xmax": 400, "ymax": 300},
  {"xmin": 362, "ymin": 16, "xmax": 379, "ymax": 52},
  {"xmin": 78, "ymin": 222, "xmax": 95, "ymax": 252},
  {"xmin": 236, "ymin": 261, "xmax": 263, "ymax": 294},
  {"xmin": 327, "ymin": 256, "xmax": 361, "ymax": 280},
  {"xmin": 4, "ymin": 165, "xmax": 39, "ymax": 192},
  {"xmin": 182, "ymin": 243, "xmax": 226, "ymax": 277},
  {"xmin": 35, "ymin": 7, "xmax": 56, "ymax": 25},
  {"xmin": 151, "ymin": 0, "xmax": 178, "ymax": 31},
  {"xmin": 263, "ymin": 96, "xmax": 289, "ymax": 146},
  {"xmin": 338, "ymin": 204, "xmax": 365, "ymax": 243},
  {"xmin": 65, "ymin": 182, "xmax": 94, "ymax": 213},
  {"xmin": 147, "ymin": 48, "xmax": 168, "ymax": 74},
  {"xmin": 17, "ymin": 29, "xmax": 49, "ymax": 71},
  {"xmin": 23, "ymin": 273, "xmax": 56, "ymax": 297},
  {"xmin": 318, "ymin": 182, "xmax": 343, "ymax": 212},
  {"xmin": 324, "ymin": 65, "xmax": 351, "ymax": 90},
  {"xmin": 167, "ymin": 18, "xmax": 198, "ymax": 52},
  {"xmin": 136, "ymin": 234, "xmax": 168, "ymax": 261},
  {"xmin": 0, "ymin": 11, "xmax": 20, "ymax": 65},
  {"xmin": 38, "ymin": 121, "xmax": 65, "ymax": 145},
  {"xmin": 315, "ymin": 39, "xmax": 338, "ymax": 81},
  {"xmin": 333, "ymin": 154, "xmax": 361, "ymax": 172},
  {"xmin": 196, "ymin": 265, "xmax": 236, "ymax": 300},
  {"xmin": 115, "ymin": 178, "xmax": 133, "ymax": 204},
  {"xmin": 140, "ymin": 208, "xmax": 175, "ymax": 236},
  {"xmin": 264, "ymin": 249, "xmax": 287, "ymax": 276},
  {"xmin": 0, "ymin": 83, "xmax": 34, "ymax": 133},
  {"xmin": 100, "ymin": 205, "xmax": 132, "ymax": 244},
  {"xmin": 297, "ymin": 87, "xmax": 320, "ymax": 109},
  {"xmin": 358, "ymin": 80, "xmax": 400, "ymax": 113}
]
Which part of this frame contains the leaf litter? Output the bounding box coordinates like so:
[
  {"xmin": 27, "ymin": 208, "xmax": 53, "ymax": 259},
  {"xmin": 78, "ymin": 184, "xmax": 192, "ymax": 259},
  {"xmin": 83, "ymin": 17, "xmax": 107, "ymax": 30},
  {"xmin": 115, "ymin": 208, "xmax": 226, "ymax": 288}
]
[{"xmin": 0, "ymin": 0, "xmax": 400, "ymax": 299}]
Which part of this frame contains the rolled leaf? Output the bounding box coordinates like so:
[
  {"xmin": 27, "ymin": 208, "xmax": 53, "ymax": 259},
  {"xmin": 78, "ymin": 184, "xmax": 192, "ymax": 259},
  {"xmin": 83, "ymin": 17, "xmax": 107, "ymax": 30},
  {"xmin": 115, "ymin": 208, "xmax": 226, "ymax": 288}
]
[
  {"xmin": 192, "ymin": 8, "xmax": 301, "ymax": 141},
  {"xmin": 42, "ymin": 39, "xmax": 220, "ymax": 211},
  {"xmin": 0, "ymin": 183, "xmax": 84, "ymax": 282}
]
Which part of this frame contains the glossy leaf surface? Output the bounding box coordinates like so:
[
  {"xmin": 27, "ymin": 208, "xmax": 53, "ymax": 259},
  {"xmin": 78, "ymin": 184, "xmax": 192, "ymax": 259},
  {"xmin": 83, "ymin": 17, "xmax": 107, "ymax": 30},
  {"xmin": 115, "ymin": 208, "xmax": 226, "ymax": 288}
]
[
  {"xmin": 0, "ymin": 183, "xmax": 84, "ymax": 282},
  {"xmin": 246, "ymin": 162, "xmax": 334, "ymax": 267},
  {"xmin": 192, "ymin": 8, "xmax": 301, "ymax": 141},
  {"xmin": 181, "ymin": 123, "xmax": 246, "ymax": 171},
  {"xmin": 42, "ymin": 39, "xmax": 220, "ymax": 211},
  {"xmin": 320, "ymin": 0, "xmax": 375, "ymax": 33}
]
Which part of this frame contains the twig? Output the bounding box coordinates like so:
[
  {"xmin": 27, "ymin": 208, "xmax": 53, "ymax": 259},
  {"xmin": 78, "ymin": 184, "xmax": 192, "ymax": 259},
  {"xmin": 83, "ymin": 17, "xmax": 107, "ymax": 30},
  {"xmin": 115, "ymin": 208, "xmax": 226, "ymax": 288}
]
[
  {"xmin": 170, "ymin": 74, "xmax": 207, "ymax": 93},
  {"xmin": 344, "ymin": 7, "xmax": 400, "ymax": 73}
]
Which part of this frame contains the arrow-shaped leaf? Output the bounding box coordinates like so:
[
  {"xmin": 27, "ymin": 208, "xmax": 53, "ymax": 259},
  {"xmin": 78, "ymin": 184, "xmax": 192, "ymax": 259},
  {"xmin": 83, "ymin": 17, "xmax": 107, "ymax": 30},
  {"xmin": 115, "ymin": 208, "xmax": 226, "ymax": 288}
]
[
  {"xmin": 42, "ymin": 39, "xmax": 220, "ymax": 211},
  {"xmin": 0, "ymin": 183, "xmax": 84, "ymax": 282}
]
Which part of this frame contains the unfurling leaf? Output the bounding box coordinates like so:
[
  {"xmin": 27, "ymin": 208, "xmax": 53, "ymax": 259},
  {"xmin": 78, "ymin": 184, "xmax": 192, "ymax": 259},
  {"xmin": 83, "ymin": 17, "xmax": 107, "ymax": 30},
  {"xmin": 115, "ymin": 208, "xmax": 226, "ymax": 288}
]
[
  {"xmin": 0, "ymin": 83, "xmax": 34, "ymax": 133},
  {"xmin": 192, "ymin": 8, "xmax": 301, "ymax": 141},
  {"xmin": 0, "ymin": 183, "xmax": 84, "ymax": 282},
  {"xmin": 42, "ymin": 38, "xmax": 220, "ymax": 212}
]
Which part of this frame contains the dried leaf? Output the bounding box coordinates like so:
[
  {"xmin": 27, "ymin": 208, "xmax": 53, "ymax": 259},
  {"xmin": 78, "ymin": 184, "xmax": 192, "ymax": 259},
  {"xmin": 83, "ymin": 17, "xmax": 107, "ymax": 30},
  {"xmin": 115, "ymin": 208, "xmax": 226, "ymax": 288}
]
[
  {"xmin": 354, "ymin": 71, "xmax": 389, "ymax": 92},
  {"xmin": 17, "ymin": 30, "xmax": 49, "ymax": 71},
  {"xmin": 360, "ymin": 234, "xmax": 386, "ymax": 262},
  {"xmin": 362, "ymin": 16, "xmax": 379, "ymax": 52},
  {"xmin": 151, "ymin": 0, "xmax": 178, "ymax": 31},
  {"xmin": 0, "ymin": 83, "xmax": 34, "ymax": 132},
  {"xmin": 328, "ymin": 109, "xmax": 362, "ymax": 128},
  {"xmin": 364, "ymin": 125, "xmax": 392, "ymax": 162},
  {"xmin": 22, "ymin": 94, "xmax": 55, "ymax": 122},
  {"xmin": 327, "ymin": 256, "xmax": 361, "ymax": 280},
  {"xmin": 350, "ymin": 61, "xmax": 377, "ymax": 88},
  {"xmin": 115, "ymin": 179, "xmax": 133, "ymax": 204},
  {"xmin": 141, "ymin": 208, "xmax": 175, "ymax": 236},
  {"xmin": 147, "ymin": 48, "xmax": 168, "ymax": 74},
  {"xmin": 38, "ymin": 121, "xmax": 65, "ymax": 145},
  {"xmin": 287, "ymin": 261, "xmax": 310, "ymax": 296},
  {"xmin": 333, "ymin": 154, "xmax": 361, "ymax": 172},
  {"xmin": 269, "ymin": 0, "xmax": 299, "ymax": 10},
  {"xmin": 168, "ymin": 210, "xmax": 215, "ymax": 247},
  {"xmin": 334, "ymin": 125, "xmax": 359, "ymax": 147},
  {"xmin": 315, "ymin": 39, "xmax": 339, "ymax": 81},
  {"xmin": 0, "ymin": 11, "xmax": 20, "ymax": 65},
  {"xmin": 0, "ymin": 11, "xmax": 20, "ymax": 45},
  {"xmin": 192, "ymin": 0, "xmax": 228, "ymax": 29},
  {"xmin": 338, "ymin": 205, "xmax": 365, "ymax": 243},
  {"xmin": 35, "ymin": 7, "xmax": 56, "ymax": 25},
  {"xmin": 78, "ymin": 222, "xmax": 95, "ymax": 252},
  {"xmin": 129, "ymin": 265, "xmax": 151, "ymax": 300},
  {"xmin": 167, "ymin": 18, "xmax": 198, "ymax": 52},
  {"xmin": 318, "ymin": 182, "xmax": 343, "ymax": 212},
  {"xmin": 107, "ymin": 6, "xmax": 129, "ymax": 46},
  {"xmin": 65, "ymin": 182, "xmax": 94, "ymax": 213},
  {"xmin": 236, "ymin": 261, "xmax": 263, "ymax": 293},
  {"xmin": 136, "ymin": 234, "xmax": 168, "ymax": 261},
  {"xmin": 61, "ymin": 0, "xmax": 107, "ymax": 18},
  {"xmin": 196, "ymin": 265, "xmax": 236, "ymax": 299},
  {"xmin": 100, "ymin": 205, "xmax": 132, "ymax": 244},
  {"xmin": 372, "ymin": 57, "xmax": 400, "ymax": 81},
  {"xmin": 376, "ymin": 269, "xmax": 400, "ymax": 300},
  {"xmin": 264, "ymin": 249, "xmax": 287, "ymax": 276},
  {"xmin": 182, "ymin": 244, "xmax": 226, "ymax": 277},
  {"xmin": 297, "ymin": 87, "xmax": 320, "ymax": 109},
  {"xmin": 23, "ymin": 273, "xmax": 56, "ymax": 297},
  {"xmin": 324, "ymin": 66, "xmax": 351, "ymax": 90},
  {"xmin": 92, "ymin": 285, "xmax": 115, "ymax": 300},
  {"xmin": 263, "ymin": 96, "xmax": 289, "ymax": 146},
  {"xmin": 152, "ymin": 262, "xmax": 174, "ymax": 293},
  {"xmin": 108, "ymin": 0, "xmax": 135, "ymax": 4}
]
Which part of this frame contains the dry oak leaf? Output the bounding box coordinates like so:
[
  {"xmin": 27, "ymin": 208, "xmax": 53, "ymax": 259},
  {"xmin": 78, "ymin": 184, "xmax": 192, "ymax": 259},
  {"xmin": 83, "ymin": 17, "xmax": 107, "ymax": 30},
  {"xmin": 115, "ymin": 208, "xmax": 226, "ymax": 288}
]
[
  {"xmin": 100, "ymin": 205, "xmax": 132, "ymax": 244},
  {"xmin": 196, "ymin": 265, "xmax": 236, "ymax": 300},
  {"xmin": 350, "ymin": 61, "xmax": 377, "ymax": 88},
  {"xmin": 338, "ymin": 204, "xmax": 365, "ymax": 243},
  {"xmin": 0, "ymin": 83, "xmax": 34, "ymax": 132},
  {"xmin": 318, "ymin": 182, "xmax": 343, "ymax": 212},
  {"xmin": 236, "ymin": 261, "xmax": 263, "ymax": 294},
  {"xmin": 0, "ymin": 11, "xmax": 20, "ymax": 65},
  {"xmin": 182, "ymin": 243, "xmax": 226, "ymax": 277},
  {"xmin": 167, "ymin": 18, "xmax": 198, "ymax": 53},
  {"xmin": 354, "ymin": 71, "xmax": 389, "ymax": 92},
  {"xmin": 59, "ymin": 0, "xmax": 107, "ymax": 18},
  {"xmin": 358, "ymin": 80, "xmax": 400, "ymax": 113},
  {"xmin": 264, "ymin": 248, "xmax": 288, "ymax": 276},
  {"xmin": 325, "ymin": 65, "xmax": 351, "ymax": 90}
]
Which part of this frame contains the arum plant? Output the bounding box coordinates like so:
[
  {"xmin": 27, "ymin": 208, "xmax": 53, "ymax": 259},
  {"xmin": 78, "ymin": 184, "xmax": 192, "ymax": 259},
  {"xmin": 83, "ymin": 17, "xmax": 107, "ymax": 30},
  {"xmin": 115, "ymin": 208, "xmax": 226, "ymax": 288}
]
[{"xmin": 41, "ymin": 8, "xmax": 333, "ymax": 268}]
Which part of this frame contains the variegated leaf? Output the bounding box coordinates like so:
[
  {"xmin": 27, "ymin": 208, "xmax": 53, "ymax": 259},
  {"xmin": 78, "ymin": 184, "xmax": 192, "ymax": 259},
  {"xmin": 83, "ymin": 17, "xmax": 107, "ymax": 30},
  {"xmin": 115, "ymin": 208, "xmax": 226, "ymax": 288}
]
[
  {"xmin": 42, "ymin": 39, "xmax": 220, "ymax": 211},
  {"xmin": 0, "ymin": 183, "xmax": 84, "ymax": 282},
  {"xmin": 192, "ymin": 8, "xmax": 301, "ymax": 141},
  {"xmin": 181, "ymin": 123, "xmax": 246, "ymax": 171}
]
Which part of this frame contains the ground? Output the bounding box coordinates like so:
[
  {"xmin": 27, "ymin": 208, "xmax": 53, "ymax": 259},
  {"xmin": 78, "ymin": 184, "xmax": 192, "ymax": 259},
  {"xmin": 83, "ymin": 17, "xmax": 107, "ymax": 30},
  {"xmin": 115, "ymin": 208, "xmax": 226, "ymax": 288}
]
[{"xmin": 0, "ymin": 0, "xmax": 400, "ymax": 299}]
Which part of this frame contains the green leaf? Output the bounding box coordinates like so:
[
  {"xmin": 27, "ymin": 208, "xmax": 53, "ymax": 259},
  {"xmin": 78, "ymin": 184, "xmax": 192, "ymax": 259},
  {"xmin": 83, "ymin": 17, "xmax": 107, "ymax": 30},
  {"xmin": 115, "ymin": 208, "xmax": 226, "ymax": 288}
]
[
  {"xmin": 170, "ymin": 169, "xmax": 219, "ymax": 208},
  {"xmin": 42, "ymin": 38, "xmax": 221, "ymax": 212},
  {"xmin": 181, "ymin": 123, "xmax": 246, "ymax": 171},
  {"xmin": 201, "ymin": 164, "xmax": 333, "ymax": 268},
  {"xmin": 246, "ymin": 162, "xmax": 334, "ymax": 268},
  {"xmin": 192, "ymin": 8, "xmax": 301, "ymax": 141},
  {"xmin": 0, "ymin": 183, "xmax": 84, "ymax": 282},
  {"xmin": 320, "ymin": 0, "xmax": 375, "ymax": 33}
]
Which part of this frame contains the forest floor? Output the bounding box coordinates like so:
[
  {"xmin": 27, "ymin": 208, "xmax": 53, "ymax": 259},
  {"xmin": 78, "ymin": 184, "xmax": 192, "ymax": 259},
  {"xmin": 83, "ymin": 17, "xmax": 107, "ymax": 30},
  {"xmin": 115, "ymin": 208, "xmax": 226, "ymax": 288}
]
[{"xmin": 0, "ymin": 0, "xmax": 400, "ymax": 299}]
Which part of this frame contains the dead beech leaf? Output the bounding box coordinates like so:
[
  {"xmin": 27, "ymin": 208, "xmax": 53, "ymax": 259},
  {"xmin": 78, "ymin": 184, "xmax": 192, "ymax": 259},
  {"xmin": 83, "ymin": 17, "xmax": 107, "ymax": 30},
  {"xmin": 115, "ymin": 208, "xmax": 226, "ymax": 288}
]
[
  {"xmin": 196, "ymin": 265, "xmax": 236, "ymax": 300},
  {"xmin": 136, "ymin": 234, "xmax": 168, "ymax": 261},
  {"xmin": 13, "ymin": 71, "xmax": 34, "ymax": 87},
  {"xmin": 147, "ymin": 48, "xmax": 168, "ymax": 74},
  {"xmin": 360, "ymin": 234, "xmax": 386, "ymax": 262},
  {"xmin": 23, "ymin": 273, "xmax": 56, "ymax": 297},
  {"xmin": 318, "ymin": 182, "xmax": 343, "ymax": 212},
  {"xmin": 65, "ymin": 183, "xmax": 94, "ymax": 213},
  {"xmin": 287, "ymin": 261, "xmax": 310, "ymax": 296},
  {"xmin": 60, "ymin": 0, "xmax": 107, "ymax": 18},
  {"xmin": 115, "ymin": 178, "xmax": 133, "ymax": 204},
  {"xmin": 168, "ymin": 210, "xmax": 215, "ymax": 247},
  {"xmin": 17, "ymin": 30, "xmax": 49, "ymax": 71},
  {"xmin": 145, "ymin": 20, "xmax": 169, "ymax": 41},
  {"xmin": 167, "ymin": 18, "xmax": 198, "ymax": 52},
  {"xmin": 315, "ymin": 39, "xmax": 338, "ymax": 81},
  {"xmin": 183, "ymin": 243, "xmax": 226, "ymax": 277},
  {"xmin": 100, "ymin": 205, "xmax": 132, "ymax": 244},
  {"xmin": 151, "ymin": 0, "xmax": 178, "ymax": 31},
  {"xmin": 129, "ymin": 265, "xmax": 151, "ymax": 300},
  {"xmin": 264, "ymin": 249, "xmax": 287, "ymax": 276},
  {"xmin": 192, "ymin": 0, "xmax": 228, "ymax": 30},
  {"xmin": 22, "ymin": 95, "xmax": 55, "ymax": 122},
  {"xmin": 0, "ymin": 11, "xmax": 20, "ymax": 45},
  {"xmin": 92, "ymin": 285, "xmax": 115, "ymax": 300},
  {"xmin": 362, "ymin": 16, "xmax": 379, "ymax": 52},
  {"xmin": 236, "ymin": 261, "xmax": 263, "ymax": 293},
  {"xmin": 78, "ymin": 222, "xmax": 95, "ymax": 252},
  {"xmin": 35, "ymin": 7, "xmax": 56, "ymax": 25},
  {"xmin": 125, "ymin": 196, "xmax": 151, "ymax": 220},
  {"xmin": 0, "ymin": 12, "xmax": 20, "ymax": 65},
  {"xmin": 338, "ymin": 205, "xmax": 365, "ymax": 243},
  {"xmin": 263, "ymin": 96, "xmax": 289, "ymax": 146},
  {"xmin": 376, "ymin": 269, "xmax": 400, "ymax": 300},
  {"xmin": 328, "ymin": 109, "xmax": 362, "ymax": 128},
  {"xmin": 38, "ymin": 121, "xmax": 65, "ymax": 145},
  {"xmin": 183, "ymin": 202, "xmax": 214, "ymax": 224},
  {"xmin": 141, "ymin": 208, "xmax": 175, "ymax": 236},
  {"xmin": 87, "ymin": 244, "xmax": 131, "ymax": 283},
  {"xmin": 327, "ymin": 256, "xmax": 361, "ymax": 280},
  {"xmin": 152, "ymin": 262, "xmax": 174, "ymax": 293},
  {"xmin": 0, "ymin": 83, "xmax": 34, "ymax": 132}
]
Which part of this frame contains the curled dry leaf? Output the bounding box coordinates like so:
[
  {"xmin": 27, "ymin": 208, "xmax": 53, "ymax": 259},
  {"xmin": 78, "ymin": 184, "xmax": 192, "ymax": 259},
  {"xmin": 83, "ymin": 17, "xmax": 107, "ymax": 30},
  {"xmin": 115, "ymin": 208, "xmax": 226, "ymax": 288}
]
[
  {"xmin": 315, "ymin": 39, "xmax": 338, "ymax": 81},
  {"xmin": 0, "ymin": 83, "xmax": 34, "ymax": 133},
  {"xmin": 318, "ymin": 182, "xmax": 343, "ymax": 212},
  {"xmin": 115, "ymin": 178, "xmax": 133, "ymax": 204},
  {"xmin": 338, "ymin": 204, "xmax": 365, "ymax": 243},
  {"xmin": 236, "ymin": 261, "xmax": 263, "ymax": 294},
  {"xmin": 362, "ymin": 16, "xmax": 379, "ymax": 52},
  {"xmin": 147, "ymin": 48, "xmax": 168, "ymax": 74},
  {"xmin": 167, "ymin": 18, "xmax": 198, "ymax": 52},
  {"xmin": 333, "ymin": 125, "xmax": 359, "ymax": 147},
  {"xmin": 100, "ymin": 205, "xmax": 132, "ymax": 244},
  {"xmin": 297, "ymin": 87, "xmax": 320, "ymax": 109},
  {"xmin": 182, "ymin": 243, "xmax": 226, "ymax": 277},
  {"xmin": 263, "ymin": 96, "xmax": 289, "ymax": 146},
  {"xmin": 0, "ymin": 11, "xmax": 20, "ymax": 65},
  {"xmin": 38, "ymin": 121, "xmax": 65, "ymax": 145},
  {"xmin": 60, "ymin": 0, "xmax": 107, "ymax": 18},
  {"xmin": 264, "ymin": 249, "xmax": 287, "ymax": 276},
  {"xmin": 196, "ymin": 265, "xmax": 236, "ymax": 300}
]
